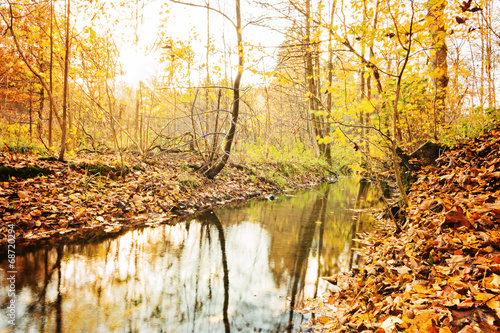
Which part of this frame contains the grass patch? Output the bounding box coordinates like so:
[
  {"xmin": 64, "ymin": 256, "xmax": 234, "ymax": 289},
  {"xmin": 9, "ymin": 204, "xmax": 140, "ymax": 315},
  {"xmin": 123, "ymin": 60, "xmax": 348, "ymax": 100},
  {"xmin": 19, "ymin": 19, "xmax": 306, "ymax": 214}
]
[
  {"xmin": 442, "ymin": 107, "xmax": 500, "ymax": 148},
  {"xmin": 178, "ymin": 172, "xmax": 202, "ymax": 188}
]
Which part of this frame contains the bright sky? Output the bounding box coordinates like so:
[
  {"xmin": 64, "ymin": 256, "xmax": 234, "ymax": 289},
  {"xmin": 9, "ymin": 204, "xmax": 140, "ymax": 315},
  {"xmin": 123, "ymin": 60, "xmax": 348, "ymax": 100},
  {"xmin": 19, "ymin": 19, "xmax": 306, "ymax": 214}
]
[{"xmin": 93, "ymin": 0, "xmax": 287, "ymax": 87}]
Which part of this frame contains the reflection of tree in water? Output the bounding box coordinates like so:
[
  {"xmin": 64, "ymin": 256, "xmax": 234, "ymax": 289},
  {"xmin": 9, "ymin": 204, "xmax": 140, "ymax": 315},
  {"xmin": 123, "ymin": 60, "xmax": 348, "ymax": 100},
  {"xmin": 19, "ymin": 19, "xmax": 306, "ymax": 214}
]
[
  {"xmin": 347, "ymin": 178, "xmax": 376, "ymax": 269},
  {"xmin": 201, "ymin": 211, "xmax": 230, "ymax": 333},
  {"xmin": 261, "ymin": 178, "xmax": 384, "ymax": 331},
  {"xmin": 0, "ymin": 219, "xmax": 233, "ymax": 332},
  {"xmin": 265, "ymin": 180, "xmax": 371, "ymax": 285},
  {"xmin": 314, "ymin": 188, "xmax": 328, "ymax": 299},
  {"xmin": 318, "ymin": 179, "xmax": 384, "ymax": 277},
  {"xmin": 287, "ymin": 187, "xmax": 329, "ymax": 332},
  {"xmin": 0, "ymin": 178, "xmax": 384, "ymax": 332},
  {"xmin": 0, "ymin": 245, "xmax": 64, "ymax": 332},
  {"xmin": 55, "ymin": 246, "xmax": 63, "ymax": 333},
  {"xmin": 264, "ymin": 193, "xmax": 324, "ymax": 287}
]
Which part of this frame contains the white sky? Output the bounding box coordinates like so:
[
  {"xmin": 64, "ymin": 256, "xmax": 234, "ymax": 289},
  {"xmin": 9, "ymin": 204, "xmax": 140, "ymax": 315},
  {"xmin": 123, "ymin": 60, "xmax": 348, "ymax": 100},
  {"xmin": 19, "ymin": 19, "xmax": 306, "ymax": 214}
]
[{"xmin": 84, "ymin": 0, "xmax": 288, "ymax": 86}]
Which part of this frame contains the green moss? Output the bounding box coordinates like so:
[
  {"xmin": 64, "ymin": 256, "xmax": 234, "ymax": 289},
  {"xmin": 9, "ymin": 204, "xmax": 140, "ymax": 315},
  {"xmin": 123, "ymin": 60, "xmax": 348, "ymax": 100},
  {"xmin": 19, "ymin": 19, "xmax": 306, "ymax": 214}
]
[
  {"xmin": 132, "ymin": 165, "xmax": 145, "ymax": 171},
  {"xmin": 38, "ymin": 156, "xmax": 58, "ymax": 162},
  {"xmin": 79, "ymin": 162, "xmax": 128, "ymax": 178},
  {"xmin": 0, "ymin": 166, "xmax": 51, "ymax": 181}
]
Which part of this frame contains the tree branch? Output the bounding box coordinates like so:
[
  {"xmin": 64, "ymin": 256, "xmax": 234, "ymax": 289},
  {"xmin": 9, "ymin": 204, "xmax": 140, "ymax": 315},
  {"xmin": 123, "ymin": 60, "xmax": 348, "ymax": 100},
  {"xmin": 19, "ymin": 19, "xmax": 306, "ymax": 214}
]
[
  {"xmin": 2, "ymin": 3, "xmax": 63, "ymax": 128},
  {"xmin": 170, "ymin": 0, "xmax": 236, "ymax": 28}
]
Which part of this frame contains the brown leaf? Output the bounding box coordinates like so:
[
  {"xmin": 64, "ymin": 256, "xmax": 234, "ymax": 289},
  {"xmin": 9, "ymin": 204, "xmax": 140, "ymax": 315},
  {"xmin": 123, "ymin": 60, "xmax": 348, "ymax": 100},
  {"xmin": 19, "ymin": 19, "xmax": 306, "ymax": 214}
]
[
  {"xmin": 18, "ymin": 190, "xmax": 30, "ymax": 200},
  {"xmin": 451, "ymin": 307, "xmax": 500, "ymax": 329},
  {"xmin": 442, "ymin": 207, "xmax": 470, "ymax": 228}
]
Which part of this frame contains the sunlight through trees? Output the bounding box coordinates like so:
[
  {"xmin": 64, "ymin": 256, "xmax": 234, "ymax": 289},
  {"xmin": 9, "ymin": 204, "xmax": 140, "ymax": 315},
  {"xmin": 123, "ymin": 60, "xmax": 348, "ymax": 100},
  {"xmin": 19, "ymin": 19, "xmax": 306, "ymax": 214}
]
[{"xmin": 0, "ymin": 0, "xmax": 498, "ymax": 174}]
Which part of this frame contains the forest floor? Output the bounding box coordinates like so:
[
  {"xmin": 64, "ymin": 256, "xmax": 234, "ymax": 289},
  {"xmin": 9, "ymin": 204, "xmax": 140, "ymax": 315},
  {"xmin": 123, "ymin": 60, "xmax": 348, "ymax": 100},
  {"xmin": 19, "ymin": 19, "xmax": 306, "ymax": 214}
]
[
  {"xmin": 300, "ymin": 125, "xmax": 500, "ymax": 332},
  {"xmin": 0, "ymin": 150, "xmax": 327, "ymax": 253}
]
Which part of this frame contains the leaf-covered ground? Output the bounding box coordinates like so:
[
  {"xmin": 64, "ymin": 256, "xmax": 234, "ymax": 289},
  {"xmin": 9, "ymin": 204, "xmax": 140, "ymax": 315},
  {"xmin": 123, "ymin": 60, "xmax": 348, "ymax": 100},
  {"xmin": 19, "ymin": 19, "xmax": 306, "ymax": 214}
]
[
  {"xmin": 300, "ymin": 126, "xmax": 500, "ymax": 332},
  {"xmin": 0, "ymin": 151, "xmax": 324, "ymax": 253}
]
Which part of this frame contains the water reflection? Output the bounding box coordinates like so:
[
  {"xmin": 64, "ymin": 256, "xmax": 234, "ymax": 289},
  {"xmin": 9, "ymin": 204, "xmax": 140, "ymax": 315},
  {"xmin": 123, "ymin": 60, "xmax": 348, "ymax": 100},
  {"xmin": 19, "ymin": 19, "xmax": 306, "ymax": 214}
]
[{"xmin": 0, "ymin": 178, "xmax": 382, "ymax": 332}]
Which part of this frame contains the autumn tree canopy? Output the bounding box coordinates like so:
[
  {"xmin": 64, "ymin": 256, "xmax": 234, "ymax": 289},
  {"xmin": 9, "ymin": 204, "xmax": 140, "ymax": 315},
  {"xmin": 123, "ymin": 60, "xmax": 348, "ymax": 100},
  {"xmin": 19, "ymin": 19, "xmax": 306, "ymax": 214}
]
[{"xmin": 0, "ymin": 0, "xmax": 498, "ymax": 175}]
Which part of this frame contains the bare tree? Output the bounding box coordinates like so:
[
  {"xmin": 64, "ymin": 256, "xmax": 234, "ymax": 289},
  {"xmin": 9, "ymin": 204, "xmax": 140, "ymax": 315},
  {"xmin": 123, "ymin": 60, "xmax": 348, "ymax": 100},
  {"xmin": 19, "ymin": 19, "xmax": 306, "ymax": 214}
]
[
  {"xmin": 203, "ymin": 0, "xmax": 243, "ymax": 178},
  {"xmin": 171, "ymin": 0, "xmax": 244, "ymax": 179}
]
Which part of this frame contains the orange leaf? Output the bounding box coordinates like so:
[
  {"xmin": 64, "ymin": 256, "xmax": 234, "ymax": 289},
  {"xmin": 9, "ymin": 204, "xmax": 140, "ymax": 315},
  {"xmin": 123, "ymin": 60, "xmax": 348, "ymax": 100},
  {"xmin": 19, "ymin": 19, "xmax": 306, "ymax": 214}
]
[
  {"xmin": 317, "ymin": 316, "xmax": 331, "ymax": 325},
  {"xmin": 484, "ymin": 274, "xmax": 500, "ymax": 291}
]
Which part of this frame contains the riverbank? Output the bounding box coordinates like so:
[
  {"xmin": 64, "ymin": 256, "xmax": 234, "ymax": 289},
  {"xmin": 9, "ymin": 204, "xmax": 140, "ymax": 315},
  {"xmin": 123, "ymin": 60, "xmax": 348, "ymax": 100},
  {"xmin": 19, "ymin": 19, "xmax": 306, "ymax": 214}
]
[
  {"xmin": 0, "ymin": 150, "xmax": 327, "ymax": 253},
  {"xmin": 300, "ymin": 126, "xmax": 500, "ymax": 332}
]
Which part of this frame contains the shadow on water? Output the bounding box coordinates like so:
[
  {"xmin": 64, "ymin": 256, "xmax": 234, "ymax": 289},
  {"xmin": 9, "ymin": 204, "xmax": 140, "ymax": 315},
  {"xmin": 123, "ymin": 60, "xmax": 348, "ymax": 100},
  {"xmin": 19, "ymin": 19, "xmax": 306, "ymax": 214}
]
[
  {"xmin": 0, "ymin": 177, "xmax": 383, "ymax": 332},
  {"xmin": 200, "ymin": 212, "xmax": 230, "ymax": 333}
]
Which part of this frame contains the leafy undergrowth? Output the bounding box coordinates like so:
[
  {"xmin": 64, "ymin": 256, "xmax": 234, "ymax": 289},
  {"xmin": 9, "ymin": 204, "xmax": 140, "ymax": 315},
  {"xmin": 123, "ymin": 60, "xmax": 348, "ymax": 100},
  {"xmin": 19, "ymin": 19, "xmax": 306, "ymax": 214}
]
[
  {"xmin": 300, "ymin": 126, "xmax": 500, "ymax": 332},
  {"xmin": 0, "ymin": 151, "xmax": 325, "ymax": 253}
]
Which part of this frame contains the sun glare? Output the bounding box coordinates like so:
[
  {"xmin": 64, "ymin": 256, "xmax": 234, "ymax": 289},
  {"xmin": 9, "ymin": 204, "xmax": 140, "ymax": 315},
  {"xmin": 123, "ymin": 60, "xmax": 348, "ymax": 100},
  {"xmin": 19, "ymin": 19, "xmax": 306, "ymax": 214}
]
[{"xmin": 119, "ymin": 50, "xmax": 157, "ymax": 86}]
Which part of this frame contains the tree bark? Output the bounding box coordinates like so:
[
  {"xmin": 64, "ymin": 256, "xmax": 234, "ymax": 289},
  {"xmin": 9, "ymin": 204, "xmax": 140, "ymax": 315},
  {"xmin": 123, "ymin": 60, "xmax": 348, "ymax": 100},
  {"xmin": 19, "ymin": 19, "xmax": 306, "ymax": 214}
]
[
  {"xmin": 58, "ymin": 0, "xmax": 70, "ymax": 161},
  {"xmin": 305, "ymin": 0, "xmax": 329, "ymax": 159},
  {"xmin": 391, "ymin": 1, "xmax": 414, "ymax": 208},
  {"xmin": 49, "ymin": 0, "xmax": 54, "ymax": 148},
  {"xmin": 427, "ymin": 0, "xmax": 448, "ymax": 140},
  {"xmin": 204, "ymin": 0, "xmax": 243, "ymax": 179}
]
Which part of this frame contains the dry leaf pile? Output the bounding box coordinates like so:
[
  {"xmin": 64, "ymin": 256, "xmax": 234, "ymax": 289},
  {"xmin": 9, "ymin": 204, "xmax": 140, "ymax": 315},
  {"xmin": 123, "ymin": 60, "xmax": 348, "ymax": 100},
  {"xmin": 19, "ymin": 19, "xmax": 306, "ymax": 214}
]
[
  {"xmin": 300, "ymin": 126, "xmax": 500, "ymax": 332},
  {"xmin": 0, "ymin": 151, "xmax": 320, "ymax": 252}
]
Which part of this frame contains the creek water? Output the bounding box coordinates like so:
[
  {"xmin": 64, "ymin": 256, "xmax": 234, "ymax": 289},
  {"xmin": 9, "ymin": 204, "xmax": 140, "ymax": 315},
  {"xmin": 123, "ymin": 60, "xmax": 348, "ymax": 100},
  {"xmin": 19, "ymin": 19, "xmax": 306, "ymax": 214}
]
[{"xmin": 0, "ymin": 177, "xmax": 383, "ymax": 333}]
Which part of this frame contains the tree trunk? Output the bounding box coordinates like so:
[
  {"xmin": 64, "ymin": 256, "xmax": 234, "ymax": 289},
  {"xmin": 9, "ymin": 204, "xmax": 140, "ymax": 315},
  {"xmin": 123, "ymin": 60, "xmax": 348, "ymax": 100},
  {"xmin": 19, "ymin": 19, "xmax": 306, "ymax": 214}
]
[
  {"xmin": 58, "ymin": 0, "xmax": 70, "ymax": 161},
  {"xmin": 203, "ymin": 0, "xmax": 243, "ymax": 179},
  {"xmin": 305, "ymin": 0, "xmax": 325, "ymax": 158},
  {"xmin": 484, "ymin": 0, "xmax": 495, "ymax": 108},
  {"xmin": 427, "ymin": 0, "xmax": 448, "ymax": 140},
  {"xmin": 325, "ymin": 0, "xmax": 338, "ymax": 163},
  {"xmin": 29, "ymin": 82, "xmax": 33, "ymax": 139},
  {"xmin": 38, "ymin": 86, "xmax": 44, "ymax": 139},
  {"xmin": 49, "ymin": 0, "xmax": 54, "ymax": 148},
  {"xmin": 391, "ymin": 1, "xmax": 414, "ymax": 208}
]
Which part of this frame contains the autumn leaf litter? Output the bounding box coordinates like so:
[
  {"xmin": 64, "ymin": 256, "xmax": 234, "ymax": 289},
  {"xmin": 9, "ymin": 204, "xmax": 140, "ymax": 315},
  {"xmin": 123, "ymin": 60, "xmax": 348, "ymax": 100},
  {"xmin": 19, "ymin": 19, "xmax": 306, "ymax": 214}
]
[
  {"xmin": 300, "ymin": 126, "xmax": 500, "ymax": 333},
  {"xmin": 0, "ymin": 152, "xmax": 322, "ymax": 252}
]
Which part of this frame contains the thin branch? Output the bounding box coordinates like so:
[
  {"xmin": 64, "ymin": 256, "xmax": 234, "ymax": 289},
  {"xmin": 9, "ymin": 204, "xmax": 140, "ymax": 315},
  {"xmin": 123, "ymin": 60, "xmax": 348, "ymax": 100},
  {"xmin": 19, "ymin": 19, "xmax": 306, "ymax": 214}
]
[
  {"xmin": 1, "ymin": 3, "xmax": 63, "ymax": 128},
  {"xmin": 170, "ymin": 0, "xmax": 236, "ymax": 28}
]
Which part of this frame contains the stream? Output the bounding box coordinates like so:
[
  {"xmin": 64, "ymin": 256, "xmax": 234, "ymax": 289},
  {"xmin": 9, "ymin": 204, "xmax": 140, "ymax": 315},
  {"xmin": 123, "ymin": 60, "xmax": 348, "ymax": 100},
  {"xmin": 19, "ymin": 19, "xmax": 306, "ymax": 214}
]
[{"xmin": 0, "ymin": 177, "xmax": 383, "ymax": 333}]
